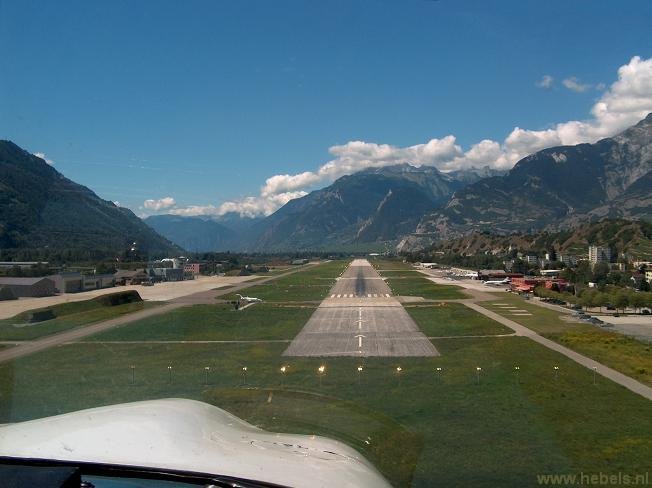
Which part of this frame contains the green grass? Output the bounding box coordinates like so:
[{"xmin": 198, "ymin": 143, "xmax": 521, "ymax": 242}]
[
  {"xmin": 406, "ymin": 303, "xmax": 513, "ymax": 336},
  {"xmin": 481, "ymin": 294, "xmax": 652, "ymax": 387},
  {"xmin": 384, "ymin": 274, "xmax": 468, "ymax": 300},
  {"xmin": 1, "ymin": 338, "xmax": 650, "ymax": 487},
  {"xmin": 86, "ymin": 304, "xmax": 316, "ymax": 342},
  {"xmin": 372, "ymin": 259, "xmax": 468, "ymax": 300},
  {"xmin": 224, "ymin": 260, "xmax": 349, "ymax": 302},
  {"xmin": 0, "ymin": 301, "xmax": 161, "ymax": 341}
]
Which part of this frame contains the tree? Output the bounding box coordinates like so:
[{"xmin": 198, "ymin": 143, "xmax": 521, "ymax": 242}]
[
  {"xmin": 613, "ymin": 290, "xmax": 629, "ymax": 313},
  {"xmin": 592, "ymin": 262, "xmax": 610, "ymax": 283},
  {"xmin": 630, "ymin": 293, "xmax": 645, "ymax": 313}
]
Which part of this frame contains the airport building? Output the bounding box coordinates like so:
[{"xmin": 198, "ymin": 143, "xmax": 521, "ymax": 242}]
[
  {"xmin": 0, "ymin": 277, "xmax": 57, "ymax": 298},
  {"xmin": 510, "ymin": 277, "xmax": 568, "ymax": 294}
]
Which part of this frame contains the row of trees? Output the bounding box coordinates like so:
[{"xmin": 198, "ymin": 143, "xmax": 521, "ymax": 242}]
[{"xmin": 535, "ymin": 286, "xmax": 652, "ymax": 312}]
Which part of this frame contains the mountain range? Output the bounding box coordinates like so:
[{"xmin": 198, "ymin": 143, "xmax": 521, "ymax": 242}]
[
  {"xmin": 398, "ymin": 113, "xmax": 652, "ymax": 251},
  {"xmin": 146, "ymin": 165, "xmax": 505, "ymax": 252},
  {"xmin": 3, "ymin": 114, "xmax": 651, "ymax": 257},
  {"xmin": 0, "ymin": 140, "xmax": 180, "ymax": 259},
  {"xmin": 420, "ymin": 219, "xmax": 652, "ymax": 261}
]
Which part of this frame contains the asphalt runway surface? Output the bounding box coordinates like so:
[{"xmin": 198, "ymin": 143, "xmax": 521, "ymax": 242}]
[{"xmin": 283, "ymin": 259, "xmax": 439, "ymax": 357}]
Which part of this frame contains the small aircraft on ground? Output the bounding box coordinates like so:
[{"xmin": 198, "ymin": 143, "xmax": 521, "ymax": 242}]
[
  {"xmin": 236, "ymin": 293, "xmax": 263, "ymax": 303},
  {"xmin": 483, "ymin": 278, "xmax": 511, "ymax": 286}
]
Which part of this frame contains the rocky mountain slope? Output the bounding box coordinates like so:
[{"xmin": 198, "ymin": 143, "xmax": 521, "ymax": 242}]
[
  {"xmin": 144, "ymin": 213, "xmax": 262, "ymax": 252},
  {"xmin": 249, "ymin": 164, "xmax": 498, "ymax": 251},
  {"xmin": 0, "ymin": 141, "xmax": 180, "ymax": 259},
  {"xmin": 399, "ymin": 113, "xmax": 652, "ymax": 251},
  {"xmin": 421, "ymin": 219, "xmax": 652, "ymax": 260}
]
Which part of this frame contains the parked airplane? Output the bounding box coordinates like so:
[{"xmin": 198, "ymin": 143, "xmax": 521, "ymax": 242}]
[
  {"xmin": 236, "ymin": 293, "xmax": 263, "ymax": 303},
  {"xmin": 483, "ymin": 278, "xmax": 511, "ymax": 286}
]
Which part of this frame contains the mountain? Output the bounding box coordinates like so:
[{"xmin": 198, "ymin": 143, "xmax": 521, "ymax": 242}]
[
  {"xmin": 144, "ymin": 215, "xmax": 236, "ymax": 252},
  {"xmin": 249, "ymin": 164, "xmax": 494, "ymax": 251},
  {"xmin": 419, "ymin": 219, "xmax": 652, "ymax": 261},
  {"xmin": 144, "ymin": 213, "xmax": 263, "ymax": 252},
  {"xmin": 399, "ymin": 113, "xmax": 652, "ymax": 251},
  {"xmin": 0, "ymin": 141, "xmax": 180, "ymax": 259}
]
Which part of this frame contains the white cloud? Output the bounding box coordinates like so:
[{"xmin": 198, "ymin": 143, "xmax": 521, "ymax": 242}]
[
  {"xmin": 171, "ymin": 56, "xmax": 652, "ymax": 218},
  {"xmin": 562, "ymin": 76, "xmax": 591, "ymax": 92},
  {"xmin": 536, "ymin": 75, "xmax": 554, "ymax": 89},
  {"xmin": 34, "ymin": 152, "xmax": 54, "ymax": 165},
  {"xmin": 143, "ymin": 196, "xmax": 176, "ymax": 211}
]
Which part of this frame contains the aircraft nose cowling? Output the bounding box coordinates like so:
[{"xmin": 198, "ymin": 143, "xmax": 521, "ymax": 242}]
[{"xmin": 0, "ymin": 398, "xmax": 392, "ymax": 488}]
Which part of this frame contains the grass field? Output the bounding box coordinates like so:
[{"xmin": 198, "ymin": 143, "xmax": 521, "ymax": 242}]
[
  {"xmin": 405, "ymin": 303, "xmax": 513, "ymax": 336},
  {"xmin": 86, "ymin": 304, "xmax": 315, "ymax": 342},
  {"xmin": 2, "ymin": 260, "xmax": 651, "ymax": 486},
  {"xmin": 369, "ymin": 259, "xmax": 469, "ymax": 300},
  {"xmin": 384, "ymin": 274, "xmax": 468, "ymax": 300},
  {"xmin": 224, "ymin": 260, "xmax": 349, "ymax": 302},
  {"xmin": 481, "ymin": 294, "xmax": 652, "ymax": 387},
  {"xmin": 1, "ymin": 337, "xmax": 650, "ymax": 487},
  {"xmin": 0, "ymin": 300, "xmax": 161, "ymax": 341}
]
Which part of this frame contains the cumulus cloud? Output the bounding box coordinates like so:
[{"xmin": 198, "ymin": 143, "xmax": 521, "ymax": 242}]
[
  {"xmin": 562, "ymin": 76, "xmax": 591, "ymax": 92},
  {"xmin": 536, "ymin": 75, "xmax": 554, "ymax": 89},
  {"xmin": 34, "ymin": 152, "xmax": 54, "ymax": 165},
  {"xmin": 143, "ymin": 196, "xmax": 176, "ymax": 211},
  {"xmin": 171, "ymin": 56, "xmax": 652, "ymax": 218}
]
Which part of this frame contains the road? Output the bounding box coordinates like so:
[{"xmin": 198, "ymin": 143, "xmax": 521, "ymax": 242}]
[
  {"xmin": 416, "ymin": 268, "xmax": 652, "ymax": 401},
  {"xmin": 0, "ymin": 263, "xmax": 319, "ymax": 364},
  {"xmin": 283, "ymin": 259, "xmax": 438, "ymax": 357},
  {"xmin": 463, "ymin": 301, "xmax": 652, "ymax": 401}
]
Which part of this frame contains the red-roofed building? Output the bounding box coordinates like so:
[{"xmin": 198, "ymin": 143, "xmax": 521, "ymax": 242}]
[{"xmin": 510, "ymin": 277, "xmax": 568, "ymax": 294}]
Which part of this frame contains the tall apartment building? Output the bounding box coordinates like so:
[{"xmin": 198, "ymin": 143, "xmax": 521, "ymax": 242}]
[{"xmin": 588, "ymin": 245, "xmax": 612, "ymax": 264}]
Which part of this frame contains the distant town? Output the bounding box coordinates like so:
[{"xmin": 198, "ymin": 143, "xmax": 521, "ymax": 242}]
[{"xmin": 0, "ymin": 255, "xmax": 312, "ymax": 300}]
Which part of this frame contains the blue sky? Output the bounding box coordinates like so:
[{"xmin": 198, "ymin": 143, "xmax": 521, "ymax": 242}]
[{"xmin": 1, "ymin": 0, "xmax": 651, "ymax": 217}]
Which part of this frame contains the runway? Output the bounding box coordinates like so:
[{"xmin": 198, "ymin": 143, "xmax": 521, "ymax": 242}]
[{"xmin": 283, "ymin": 259, "xmax": 439, "ymax": 357}]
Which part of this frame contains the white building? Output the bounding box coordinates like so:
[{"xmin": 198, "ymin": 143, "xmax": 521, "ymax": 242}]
[{"xmin": 588, "ymin": 246, "xmax": 611, "ymax": 264}]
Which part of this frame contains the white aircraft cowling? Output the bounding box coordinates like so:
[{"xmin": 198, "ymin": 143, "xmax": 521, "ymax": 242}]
[{"xmin": 0, "ymin": 398, "xmax": 391, "ymax": 488}]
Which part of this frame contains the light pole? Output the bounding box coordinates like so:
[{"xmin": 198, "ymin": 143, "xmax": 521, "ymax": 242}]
[
  {"xmin": 130, "ymin": 365, "xmax": 135, "ymax": 385},
  {"xmin": 476, "ymin": 366, "xmax": 482, "ymax": 385},
  {"xmin": 204, "ymin": 366, "xmax": 210, "ymax": 385},
  {"xmin": 592, "ymin": 366, "xmax": 597, "ymax": 385},
  {"xmin": 357, "ymin": 365, "xmax": 363, "ymax": 385},
  {"xmin": 280, "ymin": 365, "xmax": 288, "ymax": 387},
  {"xmin": 435, "ymin": 367, "xmax": 443, "ymax": 384},
  {"xmin": 167, "ymin": 365, "xmax": 172, "ymax": 384},
  {"xmin": 396, "ymin": 366, "xmax": 403, "ymax": 387},
  {"xmin": 553, "ymin": 366, "xmax": 559, "ymax": 381},
  {"xmin": 242, "ymin": 366, "xmax": 248, "ymax": 386},
  {"xmin": 318, "ymin": 365, "xmax": 325, "ymax": 388},
  {"xmin": 514, "ymin": 366, "xmax": 520, "ymax": 384}
]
